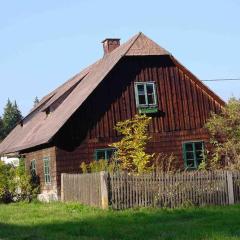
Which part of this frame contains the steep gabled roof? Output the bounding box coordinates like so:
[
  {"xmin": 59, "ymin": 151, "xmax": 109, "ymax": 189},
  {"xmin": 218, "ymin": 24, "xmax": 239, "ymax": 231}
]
[{"xmin": 0, "ymin": 32, "xmax": 224, "ymax": 154}]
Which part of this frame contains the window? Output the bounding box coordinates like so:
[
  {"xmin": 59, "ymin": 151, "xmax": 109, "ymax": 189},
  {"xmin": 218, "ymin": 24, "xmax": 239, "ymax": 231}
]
[
  {"xmin": 30, "ymin": 159, "xmax": 36, "ymax": 176},
  {"xmin": 43, "ymin": 157, "xmax": 51, "ymax": 184},
  {"xmin": 183, "ymin": 141, "xmax": 204, "ymax": 169},
  {"xmin": 95, "ymin": 148, "xmax": 116, "ymax": 161},
  {"xmin": 134, "ymin": 82, "xmax": 157, "ymax": 113}
]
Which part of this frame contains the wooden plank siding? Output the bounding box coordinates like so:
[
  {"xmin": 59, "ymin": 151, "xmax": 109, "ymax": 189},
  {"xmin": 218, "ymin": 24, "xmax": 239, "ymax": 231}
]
[{"xmin": 54, "ymin": 56, "xmax": 221, "ymax": 141}]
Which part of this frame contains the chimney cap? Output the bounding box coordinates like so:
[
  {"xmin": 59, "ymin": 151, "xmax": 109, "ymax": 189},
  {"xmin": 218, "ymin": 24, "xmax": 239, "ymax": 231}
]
[{"xmin": 101, "ymin": 38, "xmax": 121, "ymax": 43}]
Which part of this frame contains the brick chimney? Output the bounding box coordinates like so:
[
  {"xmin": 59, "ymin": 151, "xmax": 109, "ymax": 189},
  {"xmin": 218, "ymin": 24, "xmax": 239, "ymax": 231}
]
[{"xmin": 102, "ymin": 38, "xmax": 120, "ymax": 55}]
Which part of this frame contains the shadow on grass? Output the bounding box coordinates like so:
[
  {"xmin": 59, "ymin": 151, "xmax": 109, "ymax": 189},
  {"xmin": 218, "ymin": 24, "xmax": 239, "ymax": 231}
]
[{"xmin": 0, "ymin": 206, "xmax": 240, "ymax": 240}]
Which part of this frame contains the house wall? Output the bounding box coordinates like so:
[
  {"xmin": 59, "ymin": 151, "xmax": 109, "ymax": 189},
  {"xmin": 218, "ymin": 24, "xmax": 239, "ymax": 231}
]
[
  {"xmin": 53, "ymin": 55, "xmax": 223, "ymax": 191},
  {"xmin": 24, "ymin": 146, "xmax": 58, "ymax": 196},
  {"xmin": 54, "ymin": 56, "xmax": 222, "ymax": 146}
]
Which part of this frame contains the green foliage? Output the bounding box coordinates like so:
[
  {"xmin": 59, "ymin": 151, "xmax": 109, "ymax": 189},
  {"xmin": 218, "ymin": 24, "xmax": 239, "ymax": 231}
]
[
  {"xmin": 110, "ymin": 114, "xmax": 153, "ymax": 174},
  {"xmin": 14, "ymin": 159, "xmax": 39, "ymax": 201},
  {"xmin": 0, "ymin": 159, "xmax": 39, "ymax": 203},
  {"xmin": 0, "ymin": 116, "xmax": 4, "ymax": 141},
  {"xmin": 80, "ymin": 162, "xmax": 88, "ymax": 174},
  {"xmin": 2, "ymin": 99, "xmax": 22, "ymax": 138},
  {"xmin": 0, "ymin": 160, "xmax": 15, "ymax": 203},
  {"xmin": 205, "ymin": 98, "xmax": 240, "ymax": 170},
  {"xmin": 80, "ymin": 160, "xmax": 119, "ymax": 173},
  {"xmin": 89, "ymin": 160, "xmax": 108, "ymax": 172}
]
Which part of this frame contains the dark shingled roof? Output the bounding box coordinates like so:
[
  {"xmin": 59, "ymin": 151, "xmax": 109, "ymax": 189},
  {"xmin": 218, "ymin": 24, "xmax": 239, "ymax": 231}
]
[{"xmin": 0, "ymin": 32, "xmax": 224, "ymax": 154}]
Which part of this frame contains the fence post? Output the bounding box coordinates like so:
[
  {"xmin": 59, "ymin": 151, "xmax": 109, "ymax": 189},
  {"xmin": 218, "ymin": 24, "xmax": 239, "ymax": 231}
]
[
  {"xmin": 100, "ymin": 171, "xmax": 109, "ymax": 209},
  {"xmin": 227, "ymin": 171, "xmax": 234, "ymax": 205},
  {"xmin": 61, "ymin": 173, "xmax": 65, "ymax": 202}
]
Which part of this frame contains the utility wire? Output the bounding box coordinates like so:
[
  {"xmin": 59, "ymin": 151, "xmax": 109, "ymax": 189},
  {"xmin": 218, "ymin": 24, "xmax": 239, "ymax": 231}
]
[{"xmin": 201, "ymin": 78, "xmax": 240, "ymax": 82}]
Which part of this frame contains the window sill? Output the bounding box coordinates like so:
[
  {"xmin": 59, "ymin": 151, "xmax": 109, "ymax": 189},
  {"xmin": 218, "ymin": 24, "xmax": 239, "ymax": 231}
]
[{"xmin": 138, "ymin": 106, "xmax": 158, "ymax": 114}]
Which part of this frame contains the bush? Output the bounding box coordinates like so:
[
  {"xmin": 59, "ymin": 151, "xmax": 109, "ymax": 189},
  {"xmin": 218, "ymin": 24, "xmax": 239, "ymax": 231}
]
[
  {"xmin": 204, "ymin": 98, "xmax": 240, "ymax": 170},
  {"xmin": 0, "ymin": 159, "xmax": 39, "ymax": 203},
  {"xmin": 80, "ymin": 159, "xmax": 120, "ymax": 173},
  {"xmin": 0, "ymin": 161, "xmax": 15, "ymax": 203}
]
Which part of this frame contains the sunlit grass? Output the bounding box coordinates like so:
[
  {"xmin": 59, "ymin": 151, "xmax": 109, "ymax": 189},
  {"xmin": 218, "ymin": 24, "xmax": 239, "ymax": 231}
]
[{"xmin": 0, "ymin": 202, "xmax": 240, "ymax": 240}]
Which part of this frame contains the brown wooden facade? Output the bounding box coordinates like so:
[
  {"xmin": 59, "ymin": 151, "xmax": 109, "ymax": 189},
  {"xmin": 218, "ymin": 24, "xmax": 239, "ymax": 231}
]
[{"xmin": 23, "ymin": 55, "xmax": 223, "ymax": 196}]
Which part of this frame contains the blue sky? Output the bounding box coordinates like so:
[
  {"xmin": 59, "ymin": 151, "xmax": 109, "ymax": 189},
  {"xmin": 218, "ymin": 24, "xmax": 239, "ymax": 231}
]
[{"xmin": 0, "ymin": 0, "xmax": 239, "ymax": 116}]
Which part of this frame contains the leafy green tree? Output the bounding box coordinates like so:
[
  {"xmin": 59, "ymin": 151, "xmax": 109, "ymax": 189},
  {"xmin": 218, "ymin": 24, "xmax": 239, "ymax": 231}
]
[
  {"xmin": 110, "ymin": 114, "xmax": 154, "ymax": 174},
  {"xmin": 2, "ymin": 99, "xmax": 22, "ymax": 138},
  {"xmin": 204, "ymin": 98, "xmax": 240, "ymax": 170}
]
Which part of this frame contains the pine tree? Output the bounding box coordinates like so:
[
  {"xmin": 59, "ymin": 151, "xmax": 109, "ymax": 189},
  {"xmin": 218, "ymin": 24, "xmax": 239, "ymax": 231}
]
[
  {"xmin": 0, "ymin": 116, "xmax": 4, "ymax": 141},
  {"xmin": 2, "ymin": 99, "xmax": 23, "ymax": 138},
  {"xmin": 33, "ymin": 96, "xmax": 40, "ymax": 107}
]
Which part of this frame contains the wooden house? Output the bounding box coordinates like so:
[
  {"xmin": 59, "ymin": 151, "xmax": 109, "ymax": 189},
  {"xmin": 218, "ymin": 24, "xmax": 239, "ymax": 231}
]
[{"xmin": 0, "ymin": 33, "xmax": 224, "ymax": 199}]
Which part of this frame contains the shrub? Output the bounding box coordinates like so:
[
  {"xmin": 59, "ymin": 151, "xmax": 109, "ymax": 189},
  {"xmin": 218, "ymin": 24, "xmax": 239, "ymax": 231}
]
[
  {"xmin": 153, "ymin": 153, "xmax": 180, "ymax": 173},
  {"xmin": 204, "ymin": 98, "xmax": 240, "ymax": 170},
  {"xmin": 0, "ymin": 159, "xmax": 39, "ymax": 203},
  {"xmin": 0, "ymin": 160, "xmax": 15, "ymax": 203},
  {"xmin": 110, "ymin": 114, "xmax": 154, "ymax": 174},
  {"xmin": 80, "ymin": 159, "xmax": 120, "ymax": 173}
]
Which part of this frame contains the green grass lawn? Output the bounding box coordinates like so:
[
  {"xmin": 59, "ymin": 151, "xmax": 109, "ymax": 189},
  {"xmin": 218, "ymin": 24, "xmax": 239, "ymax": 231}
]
[{"xmin": 0, "ymin": 202, "xmax": 240, "ymax": 240}]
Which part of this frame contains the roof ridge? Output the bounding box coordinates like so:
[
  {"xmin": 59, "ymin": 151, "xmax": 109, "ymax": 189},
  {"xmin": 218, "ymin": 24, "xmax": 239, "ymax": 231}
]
[{"xmin": 124, "ymin": 32, "xmax": 142, "ymax": 56}]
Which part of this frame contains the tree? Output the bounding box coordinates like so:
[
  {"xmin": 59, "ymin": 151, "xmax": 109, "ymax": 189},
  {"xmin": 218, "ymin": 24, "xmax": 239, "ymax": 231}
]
[
  {"xmin": 2, "ymin": 99, "xmax": 22, "ymax": 138},
  {"xmin": 204, "ymin": 98, "xmax": 240, "ymax": 170},
  {"xmin": 0, "ymin": 117, "xmax": 4, "ymax": 141},
  {"xmin": 33, "ymin": 96, "xmax": 40, "ymax": 107},
  {"xmin": 110, "ymin": 114, "xmax": 154, "ymax": 174}
]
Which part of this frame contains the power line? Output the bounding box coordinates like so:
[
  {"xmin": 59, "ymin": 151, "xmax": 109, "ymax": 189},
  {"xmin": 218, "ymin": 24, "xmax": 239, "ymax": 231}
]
[{"xmin": 202, "ymin": 78, "xmax": 240, "ymax": 82}]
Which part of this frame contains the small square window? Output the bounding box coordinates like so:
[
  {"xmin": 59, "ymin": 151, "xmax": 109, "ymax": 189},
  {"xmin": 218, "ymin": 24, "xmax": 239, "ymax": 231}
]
[
  {"xmin": 95, "ymin": 148, "xmax": 116, "ymax": 161},
  {"xmin": 134, "ymin": 82, "xmax": 157, "ymax": 111},
  {"xmin": 183, "ymin": 141, "xmax": 204, "ymax": 169}
]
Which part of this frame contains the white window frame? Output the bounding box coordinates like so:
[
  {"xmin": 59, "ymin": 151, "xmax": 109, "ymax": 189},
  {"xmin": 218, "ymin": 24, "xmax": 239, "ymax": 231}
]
[{"xmin": 134, "ymin": 82, "xmax": 157, "ymax": 108}]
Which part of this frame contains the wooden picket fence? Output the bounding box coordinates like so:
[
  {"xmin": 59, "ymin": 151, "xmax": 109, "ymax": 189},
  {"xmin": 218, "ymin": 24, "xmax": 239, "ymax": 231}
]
[
  {"xmin": 61, "ymin": 170, "xmax": 240, "ymax": 209},
  {"xmin": 61, "ymin": 172, "xmax": 103, "ymax": 208}
]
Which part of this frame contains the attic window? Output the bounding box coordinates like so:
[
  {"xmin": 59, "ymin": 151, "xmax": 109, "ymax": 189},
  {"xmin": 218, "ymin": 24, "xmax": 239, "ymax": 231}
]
[{"xmin": 134, "ymin": 82, "xmax": 158, "ymax": 114}]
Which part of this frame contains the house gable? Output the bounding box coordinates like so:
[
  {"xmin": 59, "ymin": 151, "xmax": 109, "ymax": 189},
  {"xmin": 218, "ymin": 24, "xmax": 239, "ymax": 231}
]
[{"xmin": 53, "ymin": 55, "xmax": 223, "ymax": 152}]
